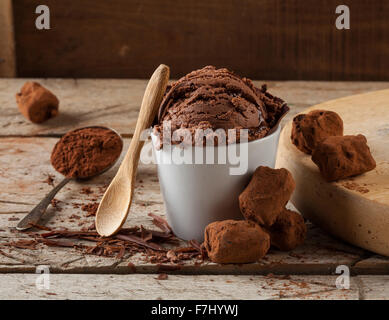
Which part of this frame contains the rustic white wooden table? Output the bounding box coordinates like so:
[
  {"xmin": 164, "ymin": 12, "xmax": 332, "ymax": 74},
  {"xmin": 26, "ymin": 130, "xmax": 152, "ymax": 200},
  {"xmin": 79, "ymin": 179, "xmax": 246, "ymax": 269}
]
[{"xmin": 1, "ymin": 79, "xmax": 389, "ymax": 300}]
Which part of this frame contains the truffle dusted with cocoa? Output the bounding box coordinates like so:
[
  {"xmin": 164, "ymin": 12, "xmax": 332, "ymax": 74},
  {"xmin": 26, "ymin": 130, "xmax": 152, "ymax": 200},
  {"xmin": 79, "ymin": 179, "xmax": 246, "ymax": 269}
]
[
  {"xmin": 239, "ymin": 166, "xmax": 296, "ymax": 227},
  {"xmin": 268, "ymin": 208, "xmax": 307, "ymax": 251},
  {"xmin": 16, "ymin": 82, "xmax": 59, "ymax": 123},
  {"xmin": 312, "ymin": 134, "xmax": 376, "ymax": 182},
  {"xmin": 51, "ymin": 127, "xmax": 123, "ymax": 178},
  {"xmin": 204, "ymin": 220, "xmax": 270, "ymax": 264},
  {"xmin": 291, "ymin": 110, "xmax": 343, "ymax": 154}
]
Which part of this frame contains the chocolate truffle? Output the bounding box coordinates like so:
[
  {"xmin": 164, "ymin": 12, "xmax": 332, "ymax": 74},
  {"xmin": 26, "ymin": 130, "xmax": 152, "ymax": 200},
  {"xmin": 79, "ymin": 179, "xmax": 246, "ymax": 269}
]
[
  {"xmin": 204, "ymin": 220, "xmax": 270, "ymax": 264},
  {"xmin": 268, "ymin": 209, "xmax": 307, "ymax": 251},
  {"xmin": 16, "ymin": 82, "xmax": 59, "ymax": 123},
  {"xmin": 239, "ymin": 166, "xmax": 296, "ymax": 227},
  {"xmin": 312, "ymin": 134, "xmax": 376, "ymax": 182},
  {"xmin": 291, "ymin": 110, "xmax": 343, "ymax": 154}
]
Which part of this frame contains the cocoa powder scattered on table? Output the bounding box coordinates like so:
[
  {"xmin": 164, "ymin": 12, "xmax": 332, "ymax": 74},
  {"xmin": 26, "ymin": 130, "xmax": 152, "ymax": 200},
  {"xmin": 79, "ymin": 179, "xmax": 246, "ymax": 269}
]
[
  {"xmin": 51, "ymin": 127, "xmax": 123, "ymax": 178},
  {"xmin": 81, "ymin": 202, "xmax": 99, "ymax": 216},
  {"xmin": 43, "ymin": 173, "xmax": 55, "ymax": 186}
]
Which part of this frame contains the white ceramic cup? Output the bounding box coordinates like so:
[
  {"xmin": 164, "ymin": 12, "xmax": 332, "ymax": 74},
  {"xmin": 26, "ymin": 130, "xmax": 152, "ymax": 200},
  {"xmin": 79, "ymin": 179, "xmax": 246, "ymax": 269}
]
[{"xmin": 151, "ymin": 125, "xmax": 281, "ymax": 241}]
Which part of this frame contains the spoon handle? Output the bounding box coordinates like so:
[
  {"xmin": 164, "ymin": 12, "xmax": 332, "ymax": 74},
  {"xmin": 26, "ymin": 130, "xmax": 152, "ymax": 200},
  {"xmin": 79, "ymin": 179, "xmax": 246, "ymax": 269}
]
[
  {"xmin": 95, "ymin": 64, "xmax": 170, "ymax": 237},
  {"xmin": 16, "ymin": 177, "xmax": 72, "ymax": 231},
  {"xmin": 122, "ymin": 64, "xmax": 170, "ymax": 170}
]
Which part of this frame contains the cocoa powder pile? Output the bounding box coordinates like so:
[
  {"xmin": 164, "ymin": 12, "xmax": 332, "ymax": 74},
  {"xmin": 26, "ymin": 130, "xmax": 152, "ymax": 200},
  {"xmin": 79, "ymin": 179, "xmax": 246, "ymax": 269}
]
[{"xmin": 51, "ymin": 127, "xmax": 123, "ymax": 178}]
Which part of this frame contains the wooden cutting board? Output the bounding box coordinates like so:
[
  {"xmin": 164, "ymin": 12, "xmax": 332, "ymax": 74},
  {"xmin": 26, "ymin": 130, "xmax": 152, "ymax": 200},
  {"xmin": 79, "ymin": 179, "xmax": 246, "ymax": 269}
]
[{"xmin": 276, "ymin": 89, "xmax": 389, "ymax": 256}]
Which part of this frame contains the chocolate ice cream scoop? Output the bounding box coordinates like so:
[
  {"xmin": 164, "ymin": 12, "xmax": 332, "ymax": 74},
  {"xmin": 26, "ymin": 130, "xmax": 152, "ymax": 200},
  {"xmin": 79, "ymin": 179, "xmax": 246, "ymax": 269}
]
[{"xmin": 154, "ymin": 66, "xmax": 288, "ymax": 147}]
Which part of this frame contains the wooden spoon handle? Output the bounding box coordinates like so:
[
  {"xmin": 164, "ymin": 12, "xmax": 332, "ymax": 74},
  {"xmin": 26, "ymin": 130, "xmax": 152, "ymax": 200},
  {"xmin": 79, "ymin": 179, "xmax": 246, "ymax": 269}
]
[
  {"xmin": 95, "ymin": 64, "xmax": 170, "ymax": 237},
  {"xmin": 122, "ymin": 64, "xmax": 170, "ymax": 173}
]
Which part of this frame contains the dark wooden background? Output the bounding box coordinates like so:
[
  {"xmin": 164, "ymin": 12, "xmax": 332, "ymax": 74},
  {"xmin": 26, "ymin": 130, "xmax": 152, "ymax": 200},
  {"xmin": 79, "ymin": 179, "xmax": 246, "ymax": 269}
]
[{"xmin": 2, "ymin": 0, "xmax": 389, "ymax": 79}]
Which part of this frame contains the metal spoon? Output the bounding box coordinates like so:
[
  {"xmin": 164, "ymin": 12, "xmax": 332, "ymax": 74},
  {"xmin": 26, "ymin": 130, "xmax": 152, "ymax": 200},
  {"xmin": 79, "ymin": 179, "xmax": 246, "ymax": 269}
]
[{"xmin": 16, "ymin": 126, "xmax": 123, "ymax": 231}]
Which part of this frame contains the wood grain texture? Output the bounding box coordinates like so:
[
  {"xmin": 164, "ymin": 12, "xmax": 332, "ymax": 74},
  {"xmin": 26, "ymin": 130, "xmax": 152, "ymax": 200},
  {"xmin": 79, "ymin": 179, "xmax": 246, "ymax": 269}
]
[
  {"xmin": 0, "ymin": 0, "xmax": 16, "ymax": 77},
  {"xmin": 12, "ymin": 0, "xmax": 389, "ymax": 80},
  {"xmin": 0, "ymin": 79, "xmax": 389, "ymax": 280},
  {"xmin": 1, "ymin": 79, "xmax": 389, "ymax": 137},
  {"xmin": 357, "ymin": 276, "xmax": 389, "ymax": 299},
  {"xmin": 0, "ymin": 137, "xmax": 369, "ymax": 275},
  {"xmin": 0, "ymin": 274, "xmax": 359, "ymax": 300}
]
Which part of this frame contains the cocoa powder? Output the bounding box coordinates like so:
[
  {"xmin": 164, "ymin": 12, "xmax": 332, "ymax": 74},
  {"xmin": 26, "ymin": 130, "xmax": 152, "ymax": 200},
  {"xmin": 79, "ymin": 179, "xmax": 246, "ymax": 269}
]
[{"xmin": 51, "ymin": 127, "xmax": 123, "ymax": 178}]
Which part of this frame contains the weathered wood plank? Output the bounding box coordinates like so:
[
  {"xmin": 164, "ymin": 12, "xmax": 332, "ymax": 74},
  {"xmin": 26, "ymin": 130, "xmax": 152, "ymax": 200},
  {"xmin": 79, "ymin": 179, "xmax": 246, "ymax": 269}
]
[
  {"xmin": 353, "ymin": 256, "xmax": 389, "ymax": 275},
  {"xmin": 11, "ymin": 0, "xmax": 389, "ymax": 81},
  {"xmin": 357, "ymin": 276, "xmax": 389, "ymax": 299},
  {"xmin": 0, "ymin": 274, "xmax": 358, "ymax": 300},
  {"xmin": 0, "ymin": 79, "xmax": 145, "ymax": 137},
  {"xmin": 0, "ymin": 0, "xmax": 16, "ymax": 77},
  {"xmin": 0, "ymin": 79, "xmax": 388, "ymax": 137},
  {"xmin": 0, "ymin": 137, "xmax": 369, "ymax": 274}
]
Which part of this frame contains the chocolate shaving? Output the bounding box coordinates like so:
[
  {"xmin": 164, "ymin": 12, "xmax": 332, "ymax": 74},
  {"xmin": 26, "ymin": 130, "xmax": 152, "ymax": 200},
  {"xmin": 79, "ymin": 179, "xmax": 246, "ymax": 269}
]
[
  {"xmin": 3, "ymin": 239, "xmax": 38, "ymax": 250},
  {"xmin": 9, "ymin": 214, "xmax": 206, "ymax": 266},
  {"xmin": 188, "ymin": 239, "xmax": 202, "ymax": 252},
  {"xmin": 148, "ymin": 213, "xmax": 172, "ymax": 234},
  {"xmin": 29, "ymin": 223, "xmax": 52, "ymax": 231},
  {"xmin": 140, "ymin": 226, "xmax": 153, "ymax": 242},
  {"xmin": 116, "ymin": 234, "xmax": 166, "ymax": 252},
  {"xmin": 39, "ymin": 238, "xmax": 76, "ymax": 248},
  {"xmin": 116, "ymin": 246, "xmax": 125, "ymax": 259}
]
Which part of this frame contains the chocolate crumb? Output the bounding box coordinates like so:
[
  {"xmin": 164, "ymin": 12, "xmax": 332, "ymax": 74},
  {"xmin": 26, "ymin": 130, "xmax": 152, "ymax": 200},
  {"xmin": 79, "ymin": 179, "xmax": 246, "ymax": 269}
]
[
  {"xmin": 81, "ymin": 202, "xmax": 99, "ymax": 216},
  {"xmin": 50, "ymin": 199, "xmax": 62, "ymax": 211},
  {"xmin": 43, "ymin": 174, "xmax": 55, "ymax": 186},
  {"xmin": 127, "ymin": 262, "xmax": 137, "ymax": 272},
  {"xmin": 342, "ymin": 181, "xmax": 369, "ymax": 194},
  {"xmin": 80, "ymin": 187, "xmax": 93, "ymax": 195},
  {"xmin": 156, "ymin": 273, "xmax": 168, "ymax": 280}
]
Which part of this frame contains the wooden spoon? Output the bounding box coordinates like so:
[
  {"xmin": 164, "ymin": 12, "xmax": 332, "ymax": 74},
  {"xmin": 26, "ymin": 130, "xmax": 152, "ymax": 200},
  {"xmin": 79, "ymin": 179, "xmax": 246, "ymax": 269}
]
[{"xmin": 95, "ymin": 64, "xmax": 170, "ymax": 237}]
